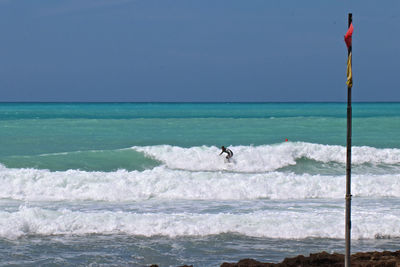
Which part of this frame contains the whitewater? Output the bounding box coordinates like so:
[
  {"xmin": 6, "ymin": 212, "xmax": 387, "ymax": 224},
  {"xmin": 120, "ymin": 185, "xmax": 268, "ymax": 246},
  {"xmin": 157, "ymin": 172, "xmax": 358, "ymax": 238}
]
[
  {"xmin": 2, "ymin": 143, "xmax": 400, "ymax": 202},
  {"xmin": 1, "ymin": 103, "xmax": 400, "ymax": 266}
]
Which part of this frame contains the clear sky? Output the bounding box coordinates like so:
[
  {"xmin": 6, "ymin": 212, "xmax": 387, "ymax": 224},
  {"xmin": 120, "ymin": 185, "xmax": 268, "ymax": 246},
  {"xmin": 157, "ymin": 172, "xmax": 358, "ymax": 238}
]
[{"xmin": 0, "ymin": 0, "xmax": 399, "ymax": 102}]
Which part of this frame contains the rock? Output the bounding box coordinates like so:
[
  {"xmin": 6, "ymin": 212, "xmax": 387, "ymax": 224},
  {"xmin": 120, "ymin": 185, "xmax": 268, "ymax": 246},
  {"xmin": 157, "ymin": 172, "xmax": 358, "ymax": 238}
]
[
  {"xmin": 220, "ymin": 250, "xmax": 400, "ymax": 267},
  {"xmin": 280, "ymin": 251, "xmax": 344, "ymax": 266},
  {"xmin": 221, "ymin": 258, "xmax": 274, "ymax": 267}
]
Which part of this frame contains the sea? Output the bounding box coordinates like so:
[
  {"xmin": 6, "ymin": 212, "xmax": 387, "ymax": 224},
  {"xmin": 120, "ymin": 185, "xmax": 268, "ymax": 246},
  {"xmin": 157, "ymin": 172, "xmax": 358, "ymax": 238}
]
[{"xmin": 0, "ymin": 102, "xmax": 399, "ymax": 266}]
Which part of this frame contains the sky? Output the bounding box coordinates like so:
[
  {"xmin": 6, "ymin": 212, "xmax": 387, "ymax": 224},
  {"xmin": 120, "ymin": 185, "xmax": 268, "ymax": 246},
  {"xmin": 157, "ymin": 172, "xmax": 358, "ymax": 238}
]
[{"xmin": 0, "ymin": 0, "xmax": 399, "ymax": 102}]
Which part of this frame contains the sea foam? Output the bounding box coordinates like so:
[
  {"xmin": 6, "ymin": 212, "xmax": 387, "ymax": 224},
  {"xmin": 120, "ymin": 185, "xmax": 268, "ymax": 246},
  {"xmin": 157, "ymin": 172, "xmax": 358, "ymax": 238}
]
[
  {"xmin": 1, "ymin": 205, "xmax": 399, "ymax": 240},
  {"xmin": 1, "ymin": 165, "xmax": 400, "ymax": 201}
]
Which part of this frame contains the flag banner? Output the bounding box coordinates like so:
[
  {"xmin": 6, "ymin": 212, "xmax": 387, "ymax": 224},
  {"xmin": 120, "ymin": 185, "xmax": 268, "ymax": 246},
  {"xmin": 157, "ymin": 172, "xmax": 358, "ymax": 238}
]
[
  {"xmin": 344, "ymin": 23, "xmax": 353, "ymax": 48},
  {"xmin": 346, "ymin": 52, "xmax": 352, "ymax": 88},
  {"xmin": 345, "ymin": 22, "xmax": 353, "ymax": 88}
]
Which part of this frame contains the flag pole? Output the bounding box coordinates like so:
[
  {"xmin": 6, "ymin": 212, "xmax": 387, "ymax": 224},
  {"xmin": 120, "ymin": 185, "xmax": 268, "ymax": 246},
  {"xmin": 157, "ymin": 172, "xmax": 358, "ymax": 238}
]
[{"xmin": 345, "ymin": 12, "xmax": 353, "ymax": 267}]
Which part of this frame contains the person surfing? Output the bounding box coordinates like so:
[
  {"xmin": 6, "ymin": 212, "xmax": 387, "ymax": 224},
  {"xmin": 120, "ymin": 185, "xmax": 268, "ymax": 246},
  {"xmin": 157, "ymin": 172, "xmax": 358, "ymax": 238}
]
[{"xmin": 219, "ymin": 146, "xmax": 233, "ymax": 162}]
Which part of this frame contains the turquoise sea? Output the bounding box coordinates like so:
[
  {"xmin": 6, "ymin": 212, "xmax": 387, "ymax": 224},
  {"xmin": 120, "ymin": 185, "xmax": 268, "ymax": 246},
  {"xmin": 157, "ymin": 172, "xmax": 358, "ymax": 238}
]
[{"xmin": 1, "ymin": 102, "xmax": 400, "ymax": 266}]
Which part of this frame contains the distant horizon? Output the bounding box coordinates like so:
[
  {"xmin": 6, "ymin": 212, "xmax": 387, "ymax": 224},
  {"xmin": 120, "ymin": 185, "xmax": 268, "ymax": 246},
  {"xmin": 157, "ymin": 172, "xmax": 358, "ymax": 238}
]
[{"xmin": 1, "ymin": 101, "xmax": 400, "ymax": 104}]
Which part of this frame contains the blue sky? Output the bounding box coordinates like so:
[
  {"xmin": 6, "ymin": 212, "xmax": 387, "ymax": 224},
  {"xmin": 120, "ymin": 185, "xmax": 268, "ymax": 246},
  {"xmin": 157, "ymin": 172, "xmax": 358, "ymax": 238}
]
[{"xmin": 0, "ymin": 0, "xmax": 399, "ymax": 102}]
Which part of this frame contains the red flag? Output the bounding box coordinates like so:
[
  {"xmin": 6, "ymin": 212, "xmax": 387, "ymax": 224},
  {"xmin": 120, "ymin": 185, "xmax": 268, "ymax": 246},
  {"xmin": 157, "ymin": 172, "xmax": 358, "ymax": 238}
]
[{"xmin": 344, "ymin": 23, "xmax": 353, "ymax": 48}]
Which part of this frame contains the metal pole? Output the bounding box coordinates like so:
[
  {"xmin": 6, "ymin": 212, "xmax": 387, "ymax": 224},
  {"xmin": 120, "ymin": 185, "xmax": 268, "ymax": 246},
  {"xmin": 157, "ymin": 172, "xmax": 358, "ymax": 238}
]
[{"xmin": 345, "ymin": 12, "xmax": 352, "ymax": 267}]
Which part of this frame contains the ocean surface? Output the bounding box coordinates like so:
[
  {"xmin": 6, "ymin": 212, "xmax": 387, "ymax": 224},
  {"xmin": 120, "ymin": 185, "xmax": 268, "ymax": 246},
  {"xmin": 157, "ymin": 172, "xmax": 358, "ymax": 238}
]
[{"xmin": 0, "ymin": 102, "xmax": 400, "ymax": 266}]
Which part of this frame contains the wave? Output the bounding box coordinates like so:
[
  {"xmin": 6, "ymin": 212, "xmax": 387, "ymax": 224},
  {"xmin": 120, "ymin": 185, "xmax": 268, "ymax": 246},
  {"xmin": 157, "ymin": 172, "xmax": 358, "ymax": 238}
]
[
  {"xmin": 2, "ymin": 142, "xmax": 399, "ymax": 173},
  {"xmin": 133, "ymin": 142, "xmax": 400, "ymax": 172},
  {"xmin": 1, "ymin": 164, "xmax": 400, "ymax": 201},
  {"xmin": 1, "ymin": 205, "xmax": 399, "ymax": 240}
]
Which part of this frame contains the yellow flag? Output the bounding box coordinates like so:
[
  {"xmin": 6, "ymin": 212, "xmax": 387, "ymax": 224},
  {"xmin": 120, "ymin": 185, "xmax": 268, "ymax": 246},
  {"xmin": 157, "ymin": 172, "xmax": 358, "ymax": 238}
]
[{"xmin": 346, "ymin": 52, "xmax": 352, "ymax": 88}]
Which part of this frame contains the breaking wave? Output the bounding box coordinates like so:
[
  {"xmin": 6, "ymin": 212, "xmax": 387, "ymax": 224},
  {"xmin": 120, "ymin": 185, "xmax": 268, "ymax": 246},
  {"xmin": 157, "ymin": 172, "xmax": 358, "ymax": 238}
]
[
  {"xmin": 1, "ymin": 164, "xmax": 400, "ymax": 201},
  {"xmin": 0, "ymin": 142, "xmax": 399, "ymax": 202},
  {"xmin": 1, "ymin": 205, "xmax": 399, "ymax": 240},
  {"xmin": 133, "ymin": 142, "xmax": 400, "ymax": 172}
]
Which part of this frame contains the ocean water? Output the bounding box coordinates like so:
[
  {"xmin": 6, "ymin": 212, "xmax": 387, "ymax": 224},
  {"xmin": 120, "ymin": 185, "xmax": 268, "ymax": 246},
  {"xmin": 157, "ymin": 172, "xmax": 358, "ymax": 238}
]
[{"xmin": 0, "ymin": 102, "xmax": 400, "ymax": 266}]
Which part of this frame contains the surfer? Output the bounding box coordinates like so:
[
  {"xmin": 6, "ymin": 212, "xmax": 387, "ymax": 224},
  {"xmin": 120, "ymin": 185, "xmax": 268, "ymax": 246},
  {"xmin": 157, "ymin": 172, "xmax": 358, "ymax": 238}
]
[{"xmin": 219, "ymin": 146, "xmax": 233, "ymax": 162}]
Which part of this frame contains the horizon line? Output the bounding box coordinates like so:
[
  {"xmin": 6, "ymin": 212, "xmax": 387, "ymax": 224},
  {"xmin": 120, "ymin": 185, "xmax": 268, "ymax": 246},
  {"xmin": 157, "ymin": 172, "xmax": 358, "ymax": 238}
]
[{"xmin": 1, "ymin": 101, "xmax": 400, "ymax": 104}]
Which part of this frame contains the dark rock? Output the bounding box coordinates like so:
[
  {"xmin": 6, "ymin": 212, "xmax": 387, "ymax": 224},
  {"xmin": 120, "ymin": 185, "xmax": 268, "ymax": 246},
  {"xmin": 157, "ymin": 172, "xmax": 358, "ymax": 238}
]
[
  {"xmin": 220, "ymin": 250, "xmax": 400, "ymax": 267},
  {"xmin": 221, "ymin": 258, "xmax": 274, "ymax": 267},
  {"xmin": 280, "ymin": 251, "xmax": 344, "ymax": 266}
]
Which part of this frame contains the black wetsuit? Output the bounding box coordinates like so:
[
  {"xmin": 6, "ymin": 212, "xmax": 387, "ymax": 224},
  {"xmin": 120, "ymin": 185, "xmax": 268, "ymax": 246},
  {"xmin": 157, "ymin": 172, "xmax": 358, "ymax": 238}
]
[{"xmin": 221, "ymin": 148, "xmax": 233, "ymax": 160}]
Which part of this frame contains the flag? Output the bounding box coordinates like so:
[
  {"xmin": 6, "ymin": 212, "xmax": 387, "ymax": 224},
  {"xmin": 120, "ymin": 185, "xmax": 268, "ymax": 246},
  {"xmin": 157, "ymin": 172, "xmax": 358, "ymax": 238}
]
[
  {"xmin": 345, "ymin": 23, "xmax": 353, "ymax": 88},
  {"xmin": 346, "ymin": 52, "xmax": 352, "ymax": 88},
  {"xmin": 344, "ymin": 23, "xmax": 353, "ymax": 48}
]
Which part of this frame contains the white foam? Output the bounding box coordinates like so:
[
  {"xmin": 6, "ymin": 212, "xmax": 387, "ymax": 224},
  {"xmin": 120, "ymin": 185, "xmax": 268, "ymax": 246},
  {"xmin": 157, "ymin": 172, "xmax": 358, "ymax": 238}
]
[
  {"xmin": 1, "ymin": 205, "xmax": 399, "ymax": 240},
  {"xmin": 1, "ymin": 165, "xmax": 400, "ymax": 201},
  {"xmin": 133, "ymin": 143, "xmax": 400, "ymax": 172}
]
